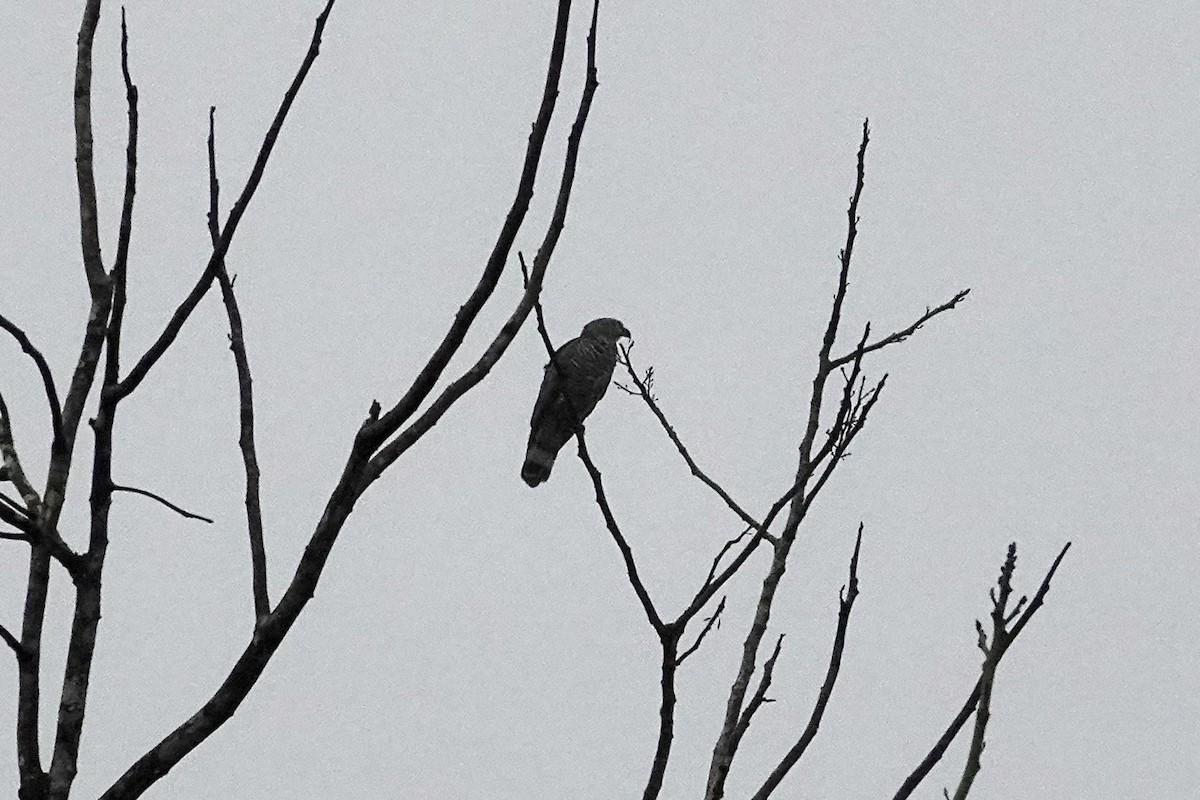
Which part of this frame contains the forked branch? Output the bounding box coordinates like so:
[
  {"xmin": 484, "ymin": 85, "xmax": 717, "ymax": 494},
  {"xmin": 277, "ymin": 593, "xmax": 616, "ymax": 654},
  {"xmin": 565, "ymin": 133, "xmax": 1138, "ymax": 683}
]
[
  {"xmin": 892, "ymin": 542, "xmax": 1071, "ymax": 800},
  {"xmin": 617, "ymin": 345, "xmax": 772, "ymax": 541},
  {"xmin": 114, "ymin": 0, "xmax": 338, "ymax": 402},
  {"xmin": 359, "ymin": 0, "xmax": 602, "ymax": 487}
]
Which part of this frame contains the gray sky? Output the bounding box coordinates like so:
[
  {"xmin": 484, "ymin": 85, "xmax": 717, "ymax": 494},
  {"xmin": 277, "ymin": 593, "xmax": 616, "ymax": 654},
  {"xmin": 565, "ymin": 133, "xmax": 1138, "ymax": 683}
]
[{"xmin": 2, "ymin": 1, "xmax": 1197, "ymax": 798}]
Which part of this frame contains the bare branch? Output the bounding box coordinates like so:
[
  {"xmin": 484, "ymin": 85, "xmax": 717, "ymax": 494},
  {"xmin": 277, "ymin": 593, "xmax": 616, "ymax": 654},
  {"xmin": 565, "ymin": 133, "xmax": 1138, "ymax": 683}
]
[
  {"xmin": 364, "ymin": 0, "xmax": 581, "ymax": 446},
  {"xmin": 894, "ymin": 542, "xmax": 1071, "ymax": 800},
  {"xmin": 110, "ymin": 484, "xmax": 214, "ymax": 524},
  {"xmin": 0, "ymin": 492, "xmax": 32, "ymax": 524},
  {"xmin": 0, "ymin": 530, "xmax": 30, "ymax": 542},
  {"xmin": 102, "ymin": 6, "xmax": 139, "ymax": 393},
  {"xmin": 0, "ymin": 392, "xmax": 40, "ymax": 507},
  {"xmin": 208, "ymin": 106, "xmax": 270, "ymax": 621},
  {"xmin": 752, "ymin": 526, "xmax": 863, "ymax": 799},
  {"xmin": 0, "ymin": 313, "xmax": 64, "ymax": 445},
  {"xmin": 17, "ymin": 548, "xmax": 51, "ymax": 799},
  {"xmin": 618, "ymin": 344, "xmax": 771, "ymax": 538},
  {"xmin": 114, "ymin": 0, "xmax": 337, "ymax": 402},
  {"xmin": 0, "ymin": 621, "xmax": 26, "ymax": 660},
  {"xmin": 828, "ymin": 289, "xmax": 971, "ymax": 370},
  {"xmin": 891, "ymin": 679, "xmax": 983, "ymax": 800},
  {"xmin": 732, "ymin": 634, "xmax": 784, "ymax": 751},
  {"xmin": 703, "ymin": 527, "xmax": 753, "ymax": 588},
  {"xmin": 575, "ymin": 413, "xmax": 664, "ymax": 631},
  {"xmin": 74, "ymin": 0, "xmax": 106, "ymax": 291},
  {"xmin": 705, "ymin": 121, "xmax": 872, "ymax": 800},
  {"xmin": 360, "ymin": 0, "xmax": 602, "ymax": 487},
  {"xmin": 1007, "ymin": 541, "xmax": 1071, "ymax": 642},
  {"xmin": 643, "ymin": 631, "xmax": 681, "ymax": 800},
  {"xmin": 676, "ymin": 596, "xmax": 727, "ymax": 666},
  {"xmin": 811, "ymin": 324, "xmax": 870, "ymax": 469},
  {"xmin": 948, "ymin": 541, "xmax": 1071, "ymax": 800},
  {"xmin": 98, "ymin": 6, "xmax": 611, "ymax": 798}
]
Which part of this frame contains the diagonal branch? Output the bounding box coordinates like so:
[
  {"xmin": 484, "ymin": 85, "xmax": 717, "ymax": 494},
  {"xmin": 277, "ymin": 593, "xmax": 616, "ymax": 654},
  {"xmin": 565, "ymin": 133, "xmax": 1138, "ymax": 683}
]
[
  {"xmin": 114, "ymin": 0, "xmax": 337, "ymax": 402},
  {"xmin": 565, "ymin": 384, "xmax": 663, "ymax": 632},
  {"xmin": 731, "ymin": 634, "xmax": 784, "ymax": 752},
  {"xmin": 208, "ymin": 106, "xmax": 270, "ymax": 621},
  {"xmin": 676, "ymin": 596, "xmax": 727, "ymax": 666},
  {"xmin": 702, "ymin": 527, "xmax": 752, "ymax": 593},
  {"xmin": 363, "ymin": 0, "xmax": 580, "ymax": 446},
  {"xmin": 1, "ymin": 621, "xmax": 27, "ymax": 660},
  {"xmin": 0, "ymin": 313, "xmax": 64, "ymax": 446},
  {"xmin": 751, "ymin": 526, "xmax": 863, "ymax": 799},
  {"xmin": 0, "ymin": 392, "xmax": 40, "ymax": 507},
  {"xmin": 618, "ymin": 345, "xmax": 771, "ymax": 538},
  {"xmin": 110, "ymin": 484, "xmax": 214, "ymax": 524},
  {"xmin": 359, "ymin": 0, "xmax": 602, "ymax": 488},
  {"xmin": 828, "ymin": 289, "xmax": 971, "ymax": 370},
  {"xmin": 892, "ymin": 542, "xmax": 1071, "ymax": 800}
]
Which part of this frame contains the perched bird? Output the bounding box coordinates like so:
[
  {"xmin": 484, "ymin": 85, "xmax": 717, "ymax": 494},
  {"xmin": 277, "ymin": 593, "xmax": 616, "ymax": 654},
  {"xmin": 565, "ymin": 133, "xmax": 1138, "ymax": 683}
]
[{"xmin": 522, "ymin": 317, "xmax": 630, "ymax": 487}]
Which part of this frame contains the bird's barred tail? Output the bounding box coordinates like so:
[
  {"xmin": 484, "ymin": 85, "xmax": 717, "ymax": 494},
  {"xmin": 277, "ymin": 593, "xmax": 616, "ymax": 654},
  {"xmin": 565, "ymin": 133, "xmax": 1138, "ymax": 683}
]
[{"xmin": 521, "ymin": 445, "xmax": 555, "ymax": 487}]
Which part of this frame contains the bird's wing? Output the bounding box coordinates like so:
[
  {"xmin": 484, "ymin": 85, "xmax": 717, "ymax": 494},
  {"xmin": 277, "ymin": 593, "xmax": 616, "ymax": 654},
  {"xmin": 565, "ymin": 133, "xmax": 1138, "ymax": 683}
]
[{"xmin": 530, "ymin": 335, "xmax": 580, "ymax": 428}]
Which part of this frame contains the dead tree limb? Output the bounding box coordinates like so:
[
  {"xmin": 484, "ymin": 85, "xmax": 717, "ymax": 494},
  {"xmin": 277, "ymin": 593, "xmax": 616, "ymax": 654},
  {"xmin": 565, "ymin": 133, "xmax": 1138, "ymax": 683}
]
[
  {"xmin": 94, "ymin": 2, "xmax": 602, "ymax": 797},
  {"xmin": 0, "ymin": 315, "xmax": 63, "ymax": 446},
  {"xmin": 109, "ymin": 484, "xmax": 214, "ymax": 524},
  {"xmin": 892, "ymin": 542, "xmax": 1071, "ymax": 800},
  {"xmin": 208, "ymin": 107, "xmax": 270, "ymax": 621},
  {"xmin": 751, "ymin": 527, "xmax": 863, "ymax": 799}
]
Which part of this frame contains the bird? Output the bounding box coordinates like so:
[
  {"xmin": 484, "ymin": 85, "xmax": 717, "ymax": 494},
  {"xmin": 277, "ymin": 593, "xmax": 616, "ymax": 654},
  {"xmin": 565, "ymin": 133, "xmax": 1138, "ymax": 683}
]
[{"xmin": 522, "ymin": 317, "xmax": 630, "ymax": 487}]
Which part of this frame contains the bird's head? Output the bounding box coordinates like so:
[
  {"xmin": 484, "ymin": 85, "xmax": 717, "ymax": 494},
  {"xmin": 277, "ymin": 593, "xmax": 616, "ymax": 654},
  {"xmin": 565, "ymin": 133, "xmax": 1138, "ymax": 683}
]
[{"xmin": 582, "ymin": 317, "xmax": 630, "ymax": 345}]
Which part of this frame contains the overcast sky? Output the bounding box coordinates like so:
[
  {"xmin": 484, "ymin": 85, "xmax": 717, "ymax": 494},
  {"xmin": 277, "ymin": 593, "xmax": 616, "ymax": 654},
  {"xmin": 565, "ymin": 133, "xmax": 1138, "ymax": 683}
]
[{"xmin": 2, "ymin": 1, "xmax": 1198, "ymax": 798}]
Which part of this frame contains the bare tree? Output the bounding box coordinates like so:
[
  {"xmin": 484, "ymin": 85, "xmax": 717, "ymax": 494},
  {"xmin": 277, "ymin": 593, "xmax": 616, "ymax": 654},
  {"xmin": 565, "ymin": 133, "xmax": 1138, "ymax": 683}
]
[
  {"xmin": 1, "ymin": 3, "xmax": 1069, "ymax": 800},
  {"xmin": 525, "ymin": 120, "xmax": 1070, "ymax": 800},
  {"xmin": 0, "ymin": 1, "xmax": 603, "ymax": 797}
]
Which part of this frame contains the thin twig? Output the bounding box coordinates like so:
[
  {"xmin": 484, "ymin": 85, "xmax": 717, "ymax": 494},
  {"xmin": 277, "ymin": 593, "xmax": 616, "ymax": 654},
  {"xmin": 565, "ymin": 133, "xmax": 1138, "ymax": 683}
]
[
  {"xmin": 111, "ymin": 484, "xmax": 214, "ymax": 524},
  {"xmin": 0, "ymin": 531, "xmax": 30, "ymax": 542},
  {"xmin": 676, "ymin": 596, "xmax": 727, "ymax": 666},
  {"xmin": 618, "ymin": 345, "xmax": 772, "ymax": 539},
  {"xmin": 0, "ymin": 313, "xmax": 64, "ymax": 445},
  {"xmin": 811, "ymin": 324, "xmax": 870, "ymax": 468},
  {"xmin": 208, "ymin": 106, "xmax": 270, "ymax": 621},
  {"xmin": 703, "ymin": 527, "xmax": 753, "ymax": 588},
  {"xmin": 828, "ymin": 289, "xmax": 971, "ymax": 370},
  {"xmin": 574, "ymin": 402, "xmax": 663, "ymax": 631}
]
